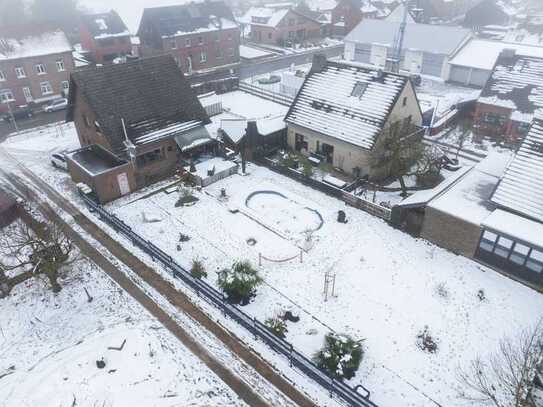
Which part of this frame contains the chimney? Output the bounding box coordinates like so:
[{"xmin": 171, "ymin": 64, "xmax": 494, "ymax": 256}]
[
  {"xmin": 500, "ymin": 48, "xmax": 516, "ymax": 60},
  {"xmin": 310, "ymin": 54, "xmax": 327, "ymax": 74}
]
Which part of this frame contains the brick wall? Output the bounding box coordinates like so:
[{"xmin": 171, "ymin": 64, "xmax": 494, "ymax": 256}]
[
  {"xmin": 159, "ymin": 27, "xmax": 240, "ymax": 74},
  {"xmin": 421, "ymin": 206, "xmax": 481, "ymax": 258},
  {"xmin": 0, "ymin": 51, "xmax": 74, "ymax": 112}
]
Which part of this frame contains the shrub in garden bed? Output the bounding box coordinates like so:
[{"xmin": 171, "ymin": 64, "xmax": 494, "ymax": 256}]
[
  {"xmin": 313, "ymin": 333, "xmax": 364, "ymax": 380},
  {"xmin": 190, "ymin": 259, "xmax": 207, "ymax": 279},
  {"xmin": 218, "ymin": 260, "xmax": 262, "ymax": 305},
  {"xmin": 416, "ymin": 326, "xmax": 438, "ymax": 353},
  {"xmin": 265, "ymin": 316, "xmax": 288, "ymax": 338}
]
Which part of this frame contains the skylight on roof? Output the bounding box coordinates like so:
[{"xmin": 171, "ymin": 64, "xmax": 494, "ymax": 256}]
[{"xmin": 351, "ymin": 81, "xmax": 368, "ymax": 98}]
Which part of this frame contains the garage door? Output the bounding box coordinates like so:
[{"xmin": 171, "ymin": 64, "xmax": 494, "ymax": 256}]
[
  {"xmin": 404, "ymin": 49, "xmax": 423, "ymax": 73},
  {"xmin": 370, "ymin": 44, "xmax": 388, "ymax": 67}
]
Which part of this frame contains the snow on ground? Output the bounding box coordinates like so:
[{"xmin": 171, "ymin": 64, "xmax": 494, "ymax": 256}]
[
  {"xmin": 416, "ymin": 77, "xmax": 480, "ymax": 119},
  {"xmin": 0, "ymin": 232, "xmax": 245, "ymax": 407},
  {"xmin": 240, "ymin": 44, "xmax": 275, "ymax": 60},
  {"xmin": 107, "ymin": 163, "xmax": 543, "ymax": 407}
]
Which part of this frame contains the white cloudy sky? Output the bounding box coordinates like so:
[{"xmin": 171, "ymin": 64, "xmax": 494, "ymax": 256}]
[{"xmin": 81, "ymin": 0, "xmax": 187, "ymax": 32}]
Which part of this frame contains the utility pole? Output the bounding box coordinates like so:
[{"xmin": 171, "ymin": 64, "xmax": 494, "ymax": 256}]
[{"xmin": 5, "ymin": 100, "xmax": 19, "ymax": 134}]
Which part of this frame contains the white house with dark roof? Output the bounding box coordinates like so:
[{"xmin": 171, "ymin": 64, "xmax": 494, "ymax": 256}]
[
  {"xmin": 343, "ymin": 19, "xmax": 471, "ymax": 78},
  {"xmin": 284, "ymin": 55, "xmax": 423, "ymax": 179}
]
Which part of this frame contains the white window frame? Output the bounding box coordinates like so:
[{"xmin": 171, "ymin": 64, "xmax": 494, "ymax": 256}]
[
  {"xmin": 200, "ymin": 51, "xmax": 207, "ymax": 63},
  {"xmin": 40, "ymin": 81, "xmax": 53, "ymax": 95},
  {"xmin": 61, "ymin": 81, "xmax": 70, "ymax": 92},
  {"xmin": 0, "ymin": 90, "xmax": 15, "ymax": 103},
  {"xmin": 185, "ymin": 38, "xmax": 191, "ymax": 47},
  {"xmin": 56, "ymin": 59, "xmax": 65, "ymax": 72},
  {"xmin": 36, "ymin": 63, "xmax": 47, "ymax": 75},
  {"xmin": 198, "ymin": 36, "xmax": 203, "ymax": 45},
  {"xmin": 170, "ymin": 40, "xmax": 177, "ymax": 49},
  {"xmin": 15, "ymin": 67, "xmax": 26, "ymax": 79},
  {"xmin": 0, "ymin": 70, "xmax": 5, "ymax": 81},
  {"xmin": 22, "ymin": 86, "xmax": 33, "ymax": 102}
]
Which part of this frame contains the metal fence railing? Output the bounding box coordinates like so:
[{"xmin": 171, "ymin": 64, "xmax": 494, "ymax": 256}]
[
  {"xmin": 79, "ymin": 191, "xmax": 378, "ymax": 407},
  {"xmin": 257, "ymin": 157, "xmax": 392, "ymax": 222},
  {"xmin": 239, "ymin": 82, "xmax": 294, "ymax": 106}
]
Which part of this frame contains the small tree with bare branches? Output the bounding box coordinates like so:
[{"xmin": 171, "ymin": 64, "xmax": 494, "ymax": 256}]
[
  {"xmin": 457, "ymin": 319, "xmax": 543, "ymax": 407},
  {"xmin": 0, "ymin": 219, "xmax": 76, "ymax": 298},
  {"xmin": 370, "ymin": 118, "xmax": 441, "ymax": 196}
]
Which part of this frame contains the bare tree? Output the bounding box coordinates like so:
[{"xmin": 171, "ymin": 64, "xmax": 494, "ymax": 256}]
[
  {"xmin": 457, "ymin": 318, "xmax": 543, "ymax": 407},
  {"xmin": 370, "ymin": 119, "xmax": 440, "ymax": 196},
  {"xmin": 0, "ymin": 219, "xmax": 76, "ymax": 298},
  {"xmin": 455, "ymin": 119, "xmax": 472, "ymax": 161}
]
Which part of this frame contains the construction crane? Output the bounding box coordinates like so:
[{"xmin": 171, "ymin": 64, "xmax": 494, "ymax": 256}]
[{"xmin": 387, "ymin": 0, "xmax": 409, "ymax": 73}]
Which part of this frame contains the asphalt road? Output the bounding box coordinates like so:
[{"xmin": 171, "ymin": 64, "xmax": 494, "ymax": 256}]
[
  {"xmin": 239, "ymin": 44, "xmax": 344, "ymax": 79},
  {"xmin": 0, "ymin": 110, "xmax": 66, "ymax": 141},
  {"xmin": 0, "ymin": 47, "xmax": 343, "ymax": 141}
]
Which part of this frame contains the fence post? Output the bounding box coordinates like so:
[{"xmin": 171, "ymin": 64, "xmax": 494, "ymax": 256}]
[
  {"xmin": 258, "ymin": 253, "xmax": 262, "ymax": 266},
  {"xmin": 289, "ymin": 344, "xmax": 293, "ymax": 367},
  {"xmin": 299, "ymin": 249, "xmax": 303, "ymax": 263}
]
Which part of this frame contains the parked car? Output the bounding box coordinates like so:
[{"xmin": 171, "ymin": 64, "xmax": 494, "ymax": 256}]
[
  {"xmin": 44, "ymin": 98, "xmax": 68, "ymax": 113},
  {"xmin": 1, "ymin": 105, "xmax": 33, "ymax": 122},
  {"xmin": 50, "ymin": 152, "xmax": 68, "ymax": 171}
]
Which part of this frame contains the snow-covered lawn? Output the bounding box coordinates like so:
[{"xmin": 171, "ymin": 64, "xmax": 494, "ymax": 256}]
[
  {"xmin": 0, "ymin": 239, "xmax": 245, "ymax": 407},
  {"xmin": 108, "ymin": 163, "xmax": 543, "ymax": 407}
]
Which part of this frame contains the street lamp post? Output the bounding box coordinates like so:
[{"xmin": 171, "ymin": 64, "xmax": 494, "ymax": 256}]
[{"xmin": 4, "ymin": 99, "xmax": 19, "ymax": 134}]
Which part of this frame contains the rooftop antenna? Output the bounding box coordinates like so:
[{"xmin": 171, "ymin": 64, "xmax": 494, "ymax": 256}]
[
  {"xmin": 387, "ymin": 0, "xmax": 408, "ymax": 74},
  {"xmin": 121, "ymin": 118, "xmax": 136, "ymax": 163}
]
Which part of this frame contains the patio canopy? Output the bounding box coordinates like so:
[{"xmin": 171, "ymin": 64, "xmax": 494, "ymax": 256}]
[{"xmin": 174, "ymin": 125, "xmax": 213, "ymax": 152}]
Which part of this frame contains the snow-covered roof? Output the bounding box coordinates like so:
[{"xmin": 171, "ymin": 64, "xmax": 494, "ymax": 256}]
[
  {"xmin": 239, "ymin": 44, "xmax": 273, "ymax": 59},
  {"xmin": 220, "ymin": 118, "xmax": 247, "ymax": 144},
  {"xmin": 428, "ymin": 152, "xmax": 512, "ymax": 225},
  {"xmin": 162, "ymin": 18, "xmax": 237, "ymax": 38},
  {"xmin": 478, "ymin": 53, "xmax": 543, "ymax": 118},
  {"xmin": 285, "ymin": 59, "xmax": 408, "ymax": 150},
  {"xmin": 0, "ymin": 29, "xmax": 72, "ymax": 61},
  {"xmin": 396, "ymin": 166, "xmax": 472, "ymax": 208},
  {"xmin": 81, "ymin": 11, "xmax": 131, "ymax": 40},
  {"xmin": 344, "ymin": 20, "xmax": 471, "ymax": 56},
  {"xmin": 240, "ymin": 7, "xmax": 291, "ymax": 27},
  {"xmin": 491, "ymin": 118, "xmax": 543, "ymax": 222},
  {"xmin": 306, "ymin": 0, "xmax": 337, "ymax": 12},
  {"xmin": 385, "ymin": 3, "xmax": 416, "ymax": 23},
  {"xmin": 483, "ymin": 209, "xmax": 543, "ymax": 248},
  {"xmin": 449, "ymin": 39, "xmax": 543, "ymax": 70},
  {"xmin": 133, "ymin": 120, "xmax": 202, "ymax": 145}
]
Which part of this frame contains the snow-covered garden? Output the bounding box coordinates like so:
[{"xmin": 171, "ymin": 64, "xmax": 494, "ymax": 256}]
[
  {"xmin": 0, "ymin": 220, "xmax": 246, "ymax": 407},
  {"xmin": 106, "ymin": 162, "xmax": 543, "ymax": 407}
]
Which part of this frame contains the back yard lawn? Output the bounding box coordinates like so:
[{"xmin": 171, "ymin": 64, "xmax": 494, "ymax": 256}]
[{"xmin": 108, "ymin": 162, "xmax": 543, "ymax": 407}]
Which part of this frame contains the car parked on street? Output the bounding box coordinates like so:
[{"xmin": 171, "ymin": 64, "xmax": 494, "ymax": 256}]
[
  {"xmin": 50, "ymin": 152, "xmax": 68, "ymax": 171},
  {"xmin": 44, "ymin": 98, "xmax": 68, "ymax": 113},
  {"xmin": 1, "ymin": 105, "xmax": 33, "ymax": 122}
]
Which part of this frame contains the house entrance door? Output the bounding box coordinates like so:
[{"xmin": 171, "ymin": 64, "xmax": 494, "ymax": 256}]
[
  {"xmin": 321, "ymin": 143, "xmax": 334, "ymax": 164},
  {"xmin": 117, "ymin": 172, "xmax": 130, "ymax": 196}
]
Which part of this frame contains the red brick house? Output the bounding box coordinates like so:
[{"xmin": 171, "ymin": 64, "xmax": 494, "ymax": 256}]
[
  {"xmin": 331, "ymin": 0, "xmax": 364, "ymax": 35},
  {"xmin": 474, "ymin": 50, "xmax": 543, "ymax": 143},
  {"xmin": 242, "ymin": 6, "xmax": 322, "ymax": 46},
  {"xmin": 0, "ymin": 26, "xmax": 74, "ymax": 113},
  {"xmin": 79, "ymin": 10, "xmax": 132, "ymax": 64},
  {"xmin": 137, "ymin": 1, "xmax": 240, "ymax": 78},
  {"xmin": 66, "ymin": 55, "xmax": 211, "ymax": 203}
]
